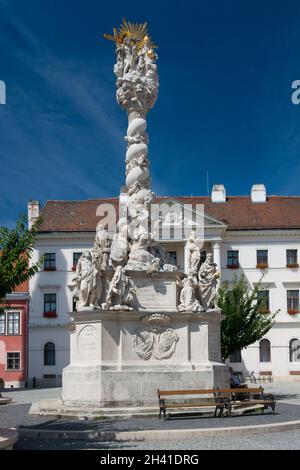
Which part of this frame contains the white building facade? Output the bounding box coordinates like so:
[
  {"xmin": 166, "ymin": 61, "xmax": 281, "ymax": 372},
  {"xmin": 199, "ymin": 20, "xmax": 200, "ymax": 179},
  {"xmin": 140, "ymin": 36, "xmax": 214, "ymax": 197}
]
[{"xmin": 28, "ymin": 186, "xmax": 300, "ymax": 385}]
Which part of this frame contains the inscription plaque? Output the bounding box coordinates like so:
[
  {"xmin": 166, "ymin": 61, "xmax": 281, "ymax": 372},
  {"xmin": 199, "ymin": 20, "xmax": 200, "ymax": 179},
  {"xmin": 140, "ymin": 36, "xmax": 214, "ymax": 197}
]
[{"xmin": 77, "ymin": 325, "xmax": 97, "ymax": 362}]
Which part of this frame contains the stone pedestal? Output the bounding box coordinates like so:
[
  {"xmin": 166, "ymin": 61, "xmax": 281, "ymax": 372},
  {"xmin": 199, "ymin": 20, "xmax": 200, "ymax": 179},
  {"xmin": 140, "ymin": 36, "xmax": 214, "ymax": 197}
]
[{"xmin": 61, "ymin": 305, "xmax": 228, "ymax": 409}]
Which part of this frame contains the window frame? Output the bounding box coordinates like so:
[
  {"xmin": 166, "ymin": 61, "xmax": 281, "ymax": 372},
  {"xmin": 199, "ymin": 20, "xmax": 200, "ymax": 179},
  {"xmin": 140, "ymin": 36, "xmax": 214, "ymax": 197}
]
[
  {"xmin": 259, "ymin": 339, "xmax": 271, "ymax": 363},
  {"xmin": 287, "ymin": 290, "xmax": 299, "ymax": 314},
  {"xmin": 6, "ymin": 351, "xmax": 21, "ymax": 371},
  {"xmin": 0, "ymin": 312, "xmax": 6, "ymax": 335},
  {"xmin": 43, "ymin": 293, "xmax": 57, "ymax": 317},
  {"xmin": 227, "ymin": 250, "xmax": 239, "ymax": 269},
  {"xmin": 43, "ymin": 252, "xmax": 56, "ymax": 271},
  {"xmin": 256, "ymin": 249, "xmax": 268, "ymax": 268},
  {"xmin": 289, "ymin": 338, "xmax": 300, "ymax": 363},
  {"xmin": 44, "ymin": 342, "xmax": 56, "ymax": 366},
  {"xmin": 286, "ymin": 249, "xmax": 298, "ymax": 267},
  {"xmin": 229, "ymin": 349, "xmax": 242, "ymax": 363},
  {"xmin": 72, "ymin": 252, "xmax": 82, "ymax": 270},
  {"xmin": 6, "ymin": 311, "xmax": 20, "ymax": 335},
  {"xmin": 167, "ymin": 251, "xmax": 177, "ymax": 266},
  {"xmin": 257, "ymin": 290, "xmax": 270, "ymax": 313}
]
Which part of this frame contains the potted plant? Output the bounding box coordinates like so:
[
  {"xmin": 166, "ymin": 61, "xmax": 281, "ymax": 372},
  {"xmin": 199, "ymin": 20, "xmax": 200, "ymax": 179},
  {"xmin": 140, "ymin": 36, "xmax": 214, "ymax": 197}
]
[
  {"xmin": 43, "ymin": 311, "xmax": 57, "ymax": 318},
  {"xmin": 256, "ymin": 262, "xmax": 269, "ymax": 270},
  {"xmin": 288, "ymin": 309, "xmax": 299, "ymax": 315}
]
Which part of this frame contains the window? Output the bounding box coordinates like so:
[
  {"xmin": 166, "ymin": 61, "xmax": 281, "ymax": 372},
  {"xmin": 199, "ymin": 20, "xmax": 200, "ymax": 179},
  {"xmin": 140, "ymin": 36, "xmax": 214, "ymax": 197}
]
[
  {"xmin": 257, "ymin": 250, "xmax": 268, "ymax": 268},
  {"xmin": 167, "ymin": 251, "xmax": 177, "ymax": 266},
  {"xmin": 230, "ymin": 350, "xmax": 242, "ymax": 363},
  {"xmin": 0, "ymin": 313, "xmax": 5, "ymax": 334},
  {"xmin": 44, "ymin": 293, "xmax": 57, "ymax": 317},
  {"xmin": 259, "ymin": 339, "xmax": 271, "ymax": 362},
  {"xmin": 289, "ymin": 339, "xmax": 300, "ymax": 362},
  {"xmin": 7, "ymin": 352, "xmax": 20, "ymax": 370},
  {"xmin": 44, "ymin": 342, "xmax": 55, "ymax": 366},
  {"xmin": 227, "ymin": 251, "xmax": 239, "ymax": 268},
  {"xmin": 287, "ymin": 250, "xmax": 298, "ymax": 267},
  {"xmin": 44, "ymin": 253, "xmax": 56, "ymax": 271},
  {"xmin": 257, "ymin": 290, "xmax": 270, "ymax": 313},
  {"xmin": 287, "ymin": 290, "xmax": 299, "ymax": 314},
  {"xmin": 72, "ymin": 252, "xmax": 82, "ymax": 269},
  {"xmin": 72, "ymin": 296, "xmax": 77, "ymax": 312},
  {"xmin": 7, "ymin": 312, "xmax": 20, "ymax": 335}
]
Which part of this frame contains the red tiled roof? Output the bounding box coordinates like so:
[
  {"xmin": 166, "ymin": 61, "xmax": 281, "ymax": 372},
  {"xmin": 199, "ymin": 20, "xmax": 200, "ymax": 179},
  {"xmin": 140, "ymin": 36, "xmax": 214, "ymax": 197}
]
[
  {"xmin": 14, "ymin": 280, "xmax": 29, "ymax": 292},
  {"xmin": 38, "ymin": 196, "xmax": 300, "ymax": 232}
]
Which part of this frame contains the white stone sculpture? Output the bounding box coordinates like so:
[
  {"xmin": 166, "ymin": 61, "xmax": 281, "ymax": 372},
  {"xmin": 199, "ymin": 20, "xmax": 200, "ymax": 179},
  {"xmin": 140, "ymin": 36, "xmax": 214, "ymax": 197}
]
[
  {"xmin": 72, "ymin": 250, "xmax": 102, "ymax": 309},
  {"xmin": 110, "ymin": 217, "xmax": 129, "ymax": 266},
  {"xmin": 105, "ymin": 20, "xmax": 161, "ymax": 271},
  {"xmin": 132, "ymin": 313, "xmax": 179, "ymax": 360},
  {"xmin": 94, "ymin": 225, "xmax": 112, "ymax": 271},
  {"xmin": 177, "ymin": 275, "xmax": 202, "ymax": 313},
  {"xmin": 102, "ymin": 265, "xmax": 135, "ymax": 310},
  {"xmin": 187, "ymin": 230, "xmax": 201, "ymax": 276},
  {"xmin": 198, "ymin": 253, "xmax": 220, "ymax": 310}
]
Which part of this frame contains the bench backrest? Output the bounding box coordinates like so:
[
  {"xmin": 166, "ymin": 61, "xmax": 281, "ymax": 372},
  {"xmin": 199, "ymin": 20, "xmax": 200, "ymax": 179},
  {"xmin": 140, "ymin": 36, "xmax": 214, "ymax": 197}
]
[
  {"xmin": 157, "ymin": 388, "xmax": 218, "ymax": 397},
  {"xmin": 217, "ymin": 387, "xmax": 264, "ymax": 395},
  {"xmin": 157, "ymin": 386, "xmax": 264, "ymax": 398}
]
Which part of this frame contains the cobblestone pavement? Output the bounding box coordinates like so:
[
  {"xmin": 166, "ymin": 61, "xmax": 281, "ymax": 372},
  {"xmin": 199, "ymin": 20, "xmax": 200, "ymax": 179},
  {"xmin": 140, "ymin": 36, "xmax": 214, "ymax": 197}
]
[
  {"xmin": 2, "ymin": 383, "xmax": 300, "ymax": 450},
  {"xmin": 14, "ymin": 429, "xmax": 300, "ymax": 450}
]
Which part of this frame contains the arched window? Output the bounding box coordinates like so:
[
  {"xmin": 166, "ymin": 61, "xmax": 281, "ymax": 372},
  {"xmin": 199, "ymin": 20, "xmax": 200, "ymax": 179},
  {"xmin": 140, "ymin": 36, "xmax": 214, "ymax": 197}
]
[
  {"xmin": 289, "ymin": 338, "xmax": 300, "ymax": 362},
  {"xmin": 44, "ymin": 342, "xmax": 55, "ymax": 366},
  {"xmin": 259, "ymin": 339, "xmax": 271, "ymax": 362}
]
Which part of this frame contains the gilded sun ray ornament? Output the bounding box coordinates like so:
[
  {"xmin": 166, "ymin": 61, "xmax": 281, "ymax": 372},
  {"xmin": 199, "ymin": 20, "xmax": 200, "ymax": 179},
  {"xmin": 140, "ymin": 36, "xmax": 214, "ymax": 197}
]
[{"xmin": 104, "ymin": 17, "xmax": 157, "ymax": 49}]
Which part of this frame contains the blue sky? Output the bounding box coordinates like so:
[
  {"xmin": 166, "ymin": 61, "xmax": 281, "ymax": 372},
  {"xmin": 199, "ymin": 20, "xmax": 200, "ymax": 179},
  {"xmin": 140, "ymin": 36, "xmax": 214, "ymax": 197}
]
[{"xmin": 1, "ymin": 0, "xmax": 300, "ymax": 226}]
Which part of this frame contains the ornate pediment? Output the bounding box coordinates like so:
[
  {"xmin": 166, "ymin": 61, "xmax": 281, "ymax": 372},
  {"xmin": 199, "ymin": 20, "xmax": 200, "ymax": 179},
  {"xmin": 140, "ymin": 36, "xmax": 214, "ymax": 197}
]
[{"xmin": 151, "ymin": 199, "xmax": 227, "ymax": 240}]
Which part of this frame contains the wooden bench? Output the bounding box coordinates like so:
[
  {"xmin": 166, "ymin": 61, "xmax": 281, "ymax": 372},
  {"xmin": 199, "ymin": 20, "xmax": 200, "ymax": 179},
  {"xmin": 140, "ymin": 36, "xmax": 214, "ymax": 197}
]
[
  {"xmin": 157, "ymin": 388, "xmax": 232, "ymax": 420},
  {"xmin": 157, "ymin": 386, "xmax": 276, "ymax": 420},
  {"xmin": 218, "ymin": 386, "xmax": 276, "ymax": 416}
]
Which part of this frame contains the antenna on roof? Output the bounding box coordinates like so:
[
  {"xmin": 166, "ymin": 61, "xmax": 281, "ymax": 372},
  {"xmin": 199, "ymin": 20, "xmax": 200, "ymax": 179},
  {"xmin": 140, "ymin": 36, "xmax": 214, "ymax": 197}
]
[{"xmin": 206, "ymin": 170, "xmax": 210, "ymax": 196}]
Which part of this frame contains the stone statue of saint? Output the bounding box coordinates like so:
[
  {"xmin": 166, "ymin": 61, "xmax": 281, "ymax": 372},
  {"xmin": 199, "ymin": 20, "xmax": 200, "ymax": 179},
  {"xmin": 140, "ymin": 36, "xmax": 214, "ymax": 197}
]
[
  {"xmin": 187, "ymin": 230, "xmax": 201, "ymax": 276},
  {"xmin": 177, "ymin": 276, "xmax": 202, "ymax": 313},
  {"xmin": 198, "ymin": 253, "xmax": 220, "ymax": 310},
  {"xmin": 102, "ymin": 265, "xmax": 135, "ymax": 311},
  {"xmin": 72, "ymin": 250, "xmax": 102, "ymax": 309},
  {"xmin": 94, "ymin": 225, "xmax": 111, "ymax": 271}
]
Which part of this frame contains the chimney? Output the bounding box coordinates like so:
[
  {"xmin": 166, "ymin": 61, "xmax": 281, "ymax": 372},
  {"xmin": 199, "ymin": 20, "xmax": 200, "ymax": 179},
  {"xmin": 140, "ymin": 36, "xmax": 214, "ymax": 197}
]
[
  {"xmin": 28, "ymin": 200, "xmax": 40, "ymax": 229},
  {"xmin": 119, "ymin": 187, "xmax": 129, "ymax": 219},
  {"xmin": 251, "ymin": 184, "xmax": 266, "ymax": 203},
  {"xmin": 211, "ymin": 184, "xmax": 226, "ymax": 203}
]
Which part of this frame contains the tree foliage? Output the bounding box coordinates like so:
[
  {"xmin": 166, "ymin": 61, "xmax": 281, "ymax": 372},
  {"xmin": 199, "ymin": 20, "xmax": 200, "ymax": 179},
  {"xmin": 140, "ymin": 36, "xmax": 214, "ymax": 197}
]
[
  {"xmin": 0, "ymin": 215, "xmax": 42, "ymax": 302},
  {"xmin": 217, "ymin": 275, "xmax": 277, "ymax": 362}
]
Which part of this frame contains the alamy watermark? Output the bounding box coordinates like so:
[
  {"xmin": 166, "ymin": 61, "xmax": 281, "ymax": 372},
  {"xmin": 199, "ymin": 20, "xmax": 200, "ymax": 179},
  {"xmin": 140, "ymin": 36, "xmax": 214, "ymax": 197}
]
[
  {"xmin": 95, "ymin": 201, "xmax": 206, "ymax": 253},
  {"xmin": 291, "ymin": 80, "xmax": 300, "ymax": 105},
  {"xmin": 0, "ymin": 80, "xmax": 6, "ymax": 104}
]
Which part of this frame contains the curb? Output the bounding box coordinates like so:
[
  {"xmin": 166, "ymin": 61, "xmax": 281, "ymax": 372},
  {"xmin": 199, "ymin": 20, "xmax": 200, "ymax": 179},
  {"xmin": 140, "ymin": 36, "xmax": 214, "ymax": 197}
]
[
  {"xmin": 0, "ymin": 428, "xmax": 19, "ymax": 450},
  {"xmin": 18, "ymin": 419, "xmax": 300, "ymax": 441}
]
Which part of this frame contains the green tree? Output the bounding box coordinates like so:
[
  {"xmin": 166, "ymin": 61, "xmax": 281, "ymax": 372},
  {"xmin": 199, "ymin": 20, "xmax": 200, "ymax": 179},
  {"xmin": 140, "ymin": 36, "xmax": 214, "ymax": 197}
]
[
  {"xmin": 0, "ymin": 215, "xmax": 42, "ymax": 305},
  {"xmin": 217, "ymin": 275, "xmax": 277, "ymax": 362}
]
